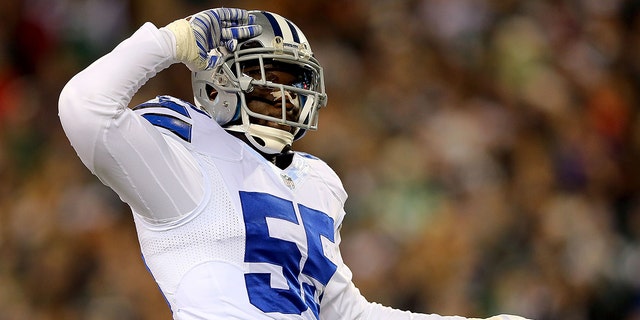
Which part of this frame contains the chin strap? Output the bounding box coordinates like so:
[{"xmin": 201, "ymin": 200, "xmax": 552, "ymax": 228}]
[{"xmin": 225, "ymin": 123, "xmax": 294, "ymax": 154}]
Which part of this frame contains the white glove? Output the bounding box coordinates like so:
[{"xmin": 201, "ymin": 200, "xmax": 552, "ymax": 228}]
[{"xmin": 164, "ymin": 8, "xmax": 262, "ymax": 71}]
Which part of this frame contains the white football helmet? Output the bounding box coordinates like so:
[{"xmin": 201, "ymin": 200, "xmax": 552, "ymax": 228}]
[{"xmin": 191, "ymin": 10, "xmax": 327, "ymax": 154}]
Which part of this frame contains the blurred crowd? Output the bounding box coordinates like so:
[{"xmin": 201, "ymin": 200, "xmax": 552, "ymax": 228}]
[{"xmin": 1, "ymin": 0, "xmax": 639, "ymax": 319}]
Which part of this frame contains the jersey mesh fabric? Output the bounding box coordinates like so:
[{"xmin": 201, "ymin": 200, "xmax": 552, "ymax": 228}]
[{"xmin": 133, "ymin": 152, "xmax": 245, "ymax": 302}]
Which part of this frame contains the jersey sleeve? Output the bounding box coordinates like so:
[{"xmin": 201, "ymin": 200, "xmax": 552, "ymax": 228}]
[
  {"xmin": 320, "ymin": 226, "xmax": 474, "ymax": 320},
  {"xmin": 306, "ymin": 157, "xmax": 477, "ymax": 320},
  {"xmin": 58, "ymin": 22, "xmax": 204, "ymax": 223}
]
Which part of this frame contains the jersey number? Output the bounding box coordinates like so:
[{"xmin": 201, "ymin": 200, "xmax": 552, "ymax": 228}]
[{"xmin": 240, "ymin": 191, "xmax": 337, "ymax": 317}]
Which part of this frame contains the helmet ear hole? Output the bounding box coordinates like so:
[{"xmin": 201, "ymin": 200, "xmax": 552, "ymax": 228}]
[{"xmin": 205, "ymin": 84, "xmax": 218, "ymax": 100}]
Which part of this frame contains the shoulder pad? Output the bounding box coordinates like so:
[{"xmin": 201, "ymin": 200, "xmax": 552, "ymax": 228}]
[
  {"xmin": 132, "ymin": 95, "xmax": 210, "ymax": 143},
  {"xmin": 295, "ymin": 151, "xmax": 348, "ymax": 203},
  {"xmin": 297, "ymin": 152, "xmax": 320, "ymax": 161}
]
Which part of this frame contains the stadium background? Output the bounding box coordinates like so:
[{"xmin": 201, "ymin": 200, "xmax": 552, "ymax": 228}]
[{"xmin": 0, "ymin": 0, "xmax": 639, "ymax": 319}]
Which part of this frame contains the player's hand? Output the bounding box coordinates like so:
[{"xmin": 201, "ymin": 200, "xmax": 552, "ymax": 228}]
[{"xmin": 164, "ymin": 8, "xmax": 262, "ymax": 71}]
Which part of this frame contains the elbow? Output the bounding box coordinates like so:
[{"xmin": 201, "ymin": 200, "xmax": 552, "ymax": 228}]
[
  {"xmin": 58, "ymin": 73, "xmax": 114, "ymax": 128},
  {"xmin": 57, "ymin": 74, "xmax": 100, "ymax": 142},
  {"xmin": 57, "ymin": 75, "xmax": 101, "ymax": 174},
  {"xmin": 58, "ymin": 76, "xmax": 79, "ymax": 126},
  {"xmin": 58, "ymin": 75, "xmax": 97, "ymax": 139},
  {"xmin": 58, "ymin": 75, "xmax": 89, "ymax": 149}
]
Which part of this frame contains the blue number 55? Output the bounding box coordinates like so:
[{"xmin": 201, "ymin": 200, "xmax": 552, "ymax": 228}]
[{"xmin": 240, "ymin": 191, "xmax": 338, "ymax": 318}]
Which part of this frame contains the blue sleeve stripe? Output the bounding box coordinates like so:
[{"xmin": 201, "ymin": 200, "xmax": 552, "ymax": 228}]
[
  {"xmin": 133, "ymin": 100, "xmax": 190, "ymax": 118},
  {"xmin": 141, "ymin": 113, "xmax": 193, "ymax": 142},
  {"xmin": 298, "ymin": 152, "xmax": 318, "ymax": 160},
  {"xmin": 190, "ymin": 104, "xmax": 211, "ymax": 118}
]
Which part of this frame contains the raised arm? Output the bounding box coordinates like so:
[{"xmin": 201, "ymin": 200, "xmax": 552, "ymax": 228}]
[
  {"xmin": 58, "ymin": 21, "xmax": 203, "ymax": 223},
  {"xmin": 58, "ymin": 8, "xmax": 262, "ymax": 223}
]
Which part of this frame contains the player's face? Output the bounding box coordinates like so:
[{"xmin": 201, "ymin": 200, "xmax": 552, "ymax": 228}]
[{"xmin": 242, "ymin": 63, "xmax": 306, "ymax": 133}]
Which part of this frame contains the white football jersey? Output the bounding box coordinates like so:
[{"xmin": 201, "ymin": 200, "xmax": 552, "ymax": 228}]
[
  {"xmin": 131, "ymin": 95, "xmax": 348, "ymax": 319},
  {"xmin": 59, "ymin": 21, "xmax": 483, "ymax": 320}
]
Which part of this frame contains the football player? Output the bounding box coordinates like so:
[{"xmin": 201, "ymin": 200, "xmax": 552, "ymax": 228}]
[{"xmin": 59, "ymin": 7, "xmax": 530, "ymax": 320}]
